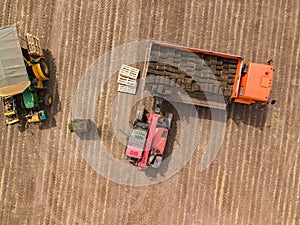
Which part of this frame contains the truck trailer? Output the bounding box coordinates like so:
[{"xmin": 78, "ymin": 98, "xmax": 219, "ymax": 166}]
[{"xmin": 142, "ymin": 41, "xmax": 275, "ymax": 110}]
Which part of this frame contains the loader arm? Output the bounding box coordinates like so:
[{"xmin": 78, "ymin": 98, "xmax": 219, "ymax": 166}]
[{"xmin": 137, "ymin": 114, "xmax": 159, "ymax": 168}]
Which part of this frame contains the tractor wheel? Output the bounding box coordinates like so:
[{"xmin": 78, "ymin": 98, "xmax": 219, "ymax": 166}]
[
  {"xmin": 44, "ymin": 94, "xmax": 52, "ymax": 106},
  {"xmin": 136, "ymin": 106, "xmax": 144, "ymax": 121},
  {"xmin": 242, "ymin": 63, "xmax": 248, "ymax": 74},
  {"xmin": 151, "ymin": 155, "xmax": 163, "ymax": 168},
  {"xmin": 166, "ymin": 113, "xmax": 173, "ymax": 129},
  {"xmin": 136, "ymin": 110, "xmax": 143, "ymax": 121},
  {"xmin": 39, "ymin": 58, "xmax": 50, "ymax": 79}
]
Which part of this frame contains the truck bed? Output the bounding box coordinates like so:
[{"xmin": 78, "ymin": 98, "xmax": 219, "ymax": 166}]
[{"xmin": 143, "ymin": 42, "xmax": 243, "ymax": 109}]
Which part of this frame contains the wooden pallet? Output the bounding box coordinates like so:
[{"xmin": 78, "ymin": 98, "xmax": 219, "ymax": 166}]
[
  {"xmin": 117, "ymin": 75, "xmax": 137, "ymax": 86},
  {"xmin": 117, "ymin": 83, "xmax": 137, "ymax": 94},
  {"xmin": 119, "ymin": 64, "xmax": 139, "ymax": 79},
  {"xmin": 117, "ymin": 65, "xmax": 139, "ymax": 94}
]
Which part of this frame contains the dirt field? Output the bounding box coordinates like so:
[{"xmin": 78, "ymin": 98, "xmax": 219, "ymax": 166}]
[{"xmin": 0, "ymin": 0, "xmax": 300, "ymax": 224}]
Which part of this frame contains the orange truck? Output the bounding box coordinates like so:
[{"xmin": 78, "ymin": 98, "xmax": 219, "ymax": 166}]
[{"xmin": 142, "ymin": 41, "xmax": 275, "ymax": 110}]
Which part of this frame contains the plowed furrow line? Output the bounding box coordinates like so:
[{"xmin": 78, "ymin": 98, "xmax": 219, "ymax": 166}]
[
  {"xmin": 96, "ymin": 89, "xmax": 116, "ymax": 225},
  {"xmin": 213, "ymin": 109, "xmax": 232, "ymax": 223},
  {"xmin": 204, "ymin": 1, "xmax": 215, "ymax": 50},
  {"xmin": 213, "ymin": 161, "xmax": 223, "ymax": 223},
  {"xmin": 278, "ymin": 7, "xmax": 300, "ymax": 223},
  {"xmin": 60, "ymin": 1, "xmax": 91, "ymax": 224},
  {"xmin": 67, "ymin": 2, "xmax": 94, "ymax": 224},
  {"xmin": 247, "ymin": 0, "xmax": 260, "ymax": 60},
  {"xmin": 244, "ymin": 0, "xmax": 270, "ymax": 222},
  {"xmin": 42, "ymin": 1, "xmax": 78, "ymax": 223},
  {"xmin": 79, "ymin": 2, "xmax": 102, "ymax": 224},
  {"xmin": 228, "ymin": 107, "xmax": 247, "ymax": 224},
  {"xmin": 98, "ymin": 6, "xmax": 120, "ymax": 225},
  {"xmin": 1, "ymin": 127, "xmax": 17, "ymax": 221},
  {"xmin": 253, "ymin": 0, "xmax": 266, "ymax": 60},
  {"xmin": 181, "ymin": 160, "xmax": 193, "ymax": 225},
  {"xmin": 2, "ymin": 0, "xmax": 12, "ymax": 25},
  {"xmin": 197, "ymin": 115, "xmax": 212, "ymax": 221},
  {"xmin": 161, "ymin": 1, "xmax": 172, "ymax": 42},
  {"xmin": 192, "ymin": 108, "xmax": 208, "ymax": 222},
  {"xmin": 89, "ymin": 6, "xmax": 112, "ymax": 223},
  {"xmin": 208, "ymin": 0, "xmax": 219, "ymax": 50},
  {"xmin": 181, "ymin": 0, "xmax": 192, "ymax": 47},
  {"xmin": 212, "ymin": 0, "xmax": 224, "ymax": 51},
  {"xmin": 111, "ymin": 0, "xmax": 122, "ymax": 47},
  {"xmin": 215, "ymin": 120, "xmax": 233, "ymax": 224},
  {"xmin": 171, "ymin": 107, "xmax": 193, "ymax": 225},
  {"xmin": 235, "ymin": 0, "xmax": 247, "ymax": 56},
  {"xmin": 217, "ymin": 110, "xmax": 235, "ymax": 225},
  {"xmin": 223, "ymin": 1, "xmax": 236, "ymax": 53},
  {"xmin": 270, "ymin": 0, "xmax": 292, "ymax": 223},
  {"xmin": 186, "ymin": 114, "xmax": 207, "ymax": 223},
  {"xmin": 265, "ymin": 0, "xmax": 285, "ymax": 223},
  {"xmin": 111, "ymin": 91, "xmax": 132, "ymax": 225},
  {"xmin": 152, "ymin": 1, "xmax": 164, "ymax": 40},
  {"xmin": 247, "ymin": 115, "xmax": 267, "ymax": 224},
  {"xmin": 200, "ymin": 2, "xmax": 212, "ymax": 50}
]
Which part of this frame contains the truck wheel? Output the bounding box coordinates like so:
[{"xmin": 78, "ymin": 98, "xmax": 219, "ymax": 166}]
[
  {"xmin": 39, "ymin": 58, "xmax": 50, "ymax": 79},
  {"xmin": 44, "ymin": 94, "xmax": 52, "ymax": 106},
  {"xmin": 242, "ymin": 63, "xmax": 248, "ymax": 74}
]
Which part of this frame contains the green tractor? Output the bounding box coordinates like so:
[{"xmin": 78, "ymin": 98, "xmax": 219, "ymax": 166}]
[{"xmin": 0, "ymin": 25, "xmax": 52, "ymax": 125}]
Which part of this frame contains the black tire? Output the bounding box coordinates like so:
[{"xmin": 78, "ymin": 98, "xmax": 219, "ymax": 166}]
[
  {"xmin": 39, "ymin": 58, "xmax": 50, "ymax": 79},
  {"xmin": 44, "ymin": 94, "xmax": 52, "ymax": 106},
  {"xmin": 136, "ymin": 106, "xmax": 144, "ymax": 121},
  {"xmin": 242, "ymin": 64, "xmax": 248, "ymax": 74},
  {"xmin": 166, "ymin": 113, "xmax": 173, "ymax": 129}
]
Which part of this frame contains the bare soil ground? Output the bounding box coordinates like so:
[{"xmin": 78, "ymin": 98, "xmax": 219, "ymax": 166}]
[{"xmin": 0, "ymin": 0, "xmax": 300, "ymax": 224}]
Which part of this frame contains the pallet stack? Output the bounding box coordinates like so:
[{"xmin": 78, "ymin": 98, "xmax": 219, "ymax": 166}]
[
  {"xmin": 117, "ymin": 64, "xmax": 139, "ymax": 94},
  {"xmin": 26, "ymin": 33, "xmax": 43, "ymax": 57}
]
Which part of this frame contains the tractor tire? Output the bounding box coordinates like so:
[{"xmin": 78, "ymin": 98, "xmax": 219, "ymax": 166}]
[
  {"xmin": 44, "ymin": 94, "xmax": 52, "ymax": 106},
  {"xmin": 136, "ymin": 106, "xmax": 144, "ymax": 121},
  {"xmin": 39, "ymin": 58, "xmax": 50, "ymax": 79},
  {"xmin": 166, "ymin": 113, "xmax": 173, "ymax": 129},
  {"xmin": 151, "ymin": 155, "xmax": 163, "ymax": 168}
]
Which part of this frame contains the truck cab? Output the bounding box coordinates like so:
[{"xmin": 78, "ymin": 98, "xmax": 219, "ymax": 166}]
[{"xmin": 234, "ymin": 62, "xmax": 274, "ymax": 106}]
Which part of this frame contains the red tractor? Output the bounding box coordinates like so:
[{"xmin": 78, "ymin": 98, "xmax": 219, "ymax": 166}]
[{"xmin": 125, "ymin": 105, "xmax": 173, "ymax": 168}]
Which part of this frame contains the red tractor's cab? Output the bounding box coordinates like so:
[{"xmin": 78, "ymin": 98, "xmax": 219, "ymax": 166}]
[{"xmin": 125, "ymin": 122, "xmax": 149, "ymax": 160}]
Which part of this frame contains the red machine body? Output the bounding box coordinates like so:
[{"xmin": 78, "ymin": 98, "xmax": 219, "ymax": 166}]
[{"xmin": 125, "ymin": 109, "xmax": 172, "ymax": 169}]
